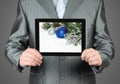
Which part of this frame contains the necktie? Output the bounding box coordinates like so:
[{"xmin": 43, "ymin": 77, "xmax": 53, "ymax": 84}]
[{"xmin": 56, "ymin": 0, "xmax": 66, "ymax": 18}]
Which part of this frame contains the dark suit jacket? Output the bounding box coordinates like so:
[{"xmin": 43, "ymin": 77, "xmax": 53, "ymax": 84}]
[{"xmin": 5, "ymin": 0, "xmax": 115, "ymax": 84}]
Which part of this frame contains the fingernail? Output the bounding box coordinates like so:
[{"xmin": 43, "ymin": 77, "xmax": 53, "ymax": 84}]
[{"xmin": 38, "ymin": 64, "xmax": 41, "ymax": 66}]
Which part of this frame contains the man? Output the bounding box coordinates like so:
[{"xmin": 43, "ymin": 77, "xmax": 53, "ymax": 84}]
[{"xmin": 5, "ymin": 0, "xmax": 115, "ymax": 84}]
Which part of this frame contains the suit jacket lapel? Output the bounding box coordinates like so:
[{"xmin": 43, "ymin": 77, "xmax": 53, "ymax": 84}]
[
  {"xmin": 64, "ymin": 0, "xmax": 83, "ymax": 18},
  {"xmin": 37, "ymin": 0, "xmax": 58, "ymax": 18},
  {"xmin": 37, "ymin": 0, "xmax": 82, "ymax": 18}
]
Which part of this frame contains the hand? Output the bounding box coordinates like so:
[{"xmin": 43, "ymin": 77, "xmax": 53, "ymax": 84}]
[
  {"xmin": 81, "ymin": 48, "xmax": 102, "ymax": 66},
  {"xmin": 19, "ymin": 48, "xmax": 43, "ymax": 68}
]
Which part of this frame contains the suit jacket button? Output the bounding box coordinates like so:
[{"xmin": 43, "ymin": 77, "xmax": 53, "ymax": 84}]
[{"xmin": 60, "ymin": 74, "xmax": 65, "ymax": 79}]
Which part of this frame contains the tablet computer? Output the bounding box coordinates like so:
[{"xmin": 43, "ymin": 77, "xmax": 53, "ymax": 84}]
[{"xmin": 35, "ymin": 19, "xmax": 86, "ymax": 56}]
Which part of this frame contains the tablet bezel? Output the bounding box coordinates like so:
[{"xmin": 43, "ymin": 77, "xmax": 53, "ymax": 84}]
[{"xmin": 35, "ymin": 19, "xmax": 86, "ymax": 56}]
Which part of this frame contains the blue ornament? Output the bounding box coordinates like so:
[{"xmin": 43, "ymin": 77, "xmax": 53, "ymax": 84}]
[{"xmin": 55, "ymin": 26, "xmax": 68, "ymax": 38}]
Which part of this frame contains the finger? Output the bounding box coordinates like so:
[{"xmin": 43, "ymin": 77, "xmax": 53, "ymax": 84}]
[
  {"xmin": 89, "ymin": 59, "xmax": 102, "ymax": 66},
  {"xmin": 81, "ymin": 48, "xmax": 94, "ymax": 60},
  {"xmin": 84, "ymin": 52, "xmax": 96, "ymax": 62},
  {"xmin": 81, "ymin": 48, "xmax": 93, "ymax": 60},
  {"xmin": 27, "ymin": 48, "xmax": 42, "ymax": 60},
  {"xmin": 87, "ymin": 56, "xmax": 97, "ymax": 63},
  {"xmin": 29, "ymin": 48, "xmax": 43, "ymax": 59},
  {"xmin": 23, "ymin": 56, "xmax": 42, "ymax": 66},
  {"xmin": 23, "ymin": 61, "xmax": 38, "ymax": 67},
  {"xmin": 88, "ymin": 60, "xmax": 98, "ymax": 66},
  {"xmin": 25, "ymin": 50, "xmax": 41, "ymax": 63},
  {"xmin": 24, "ymin": 56, "xmax": 42, "ymax": 65},
  {"xmin": 81, "ymin": 49, "xmax": 88, "ymax": 60},
  {"xmin": 23, "ymin": 52, "xmax": 42, "ymax": 65},
  {"xmin": 32, "ymin": 49, "xmax": 43, "ymax": 59}
]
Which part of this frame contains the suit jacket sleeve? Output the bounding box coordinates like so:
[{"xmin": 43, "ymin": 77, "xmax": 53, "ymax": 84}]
[
  {"xmin": 92, "ymin": 0, "xmax": 115, "ymax": 73},
  {"xmin": 5, "ymin": 1, "xmax": 29, "ymax": 72}
]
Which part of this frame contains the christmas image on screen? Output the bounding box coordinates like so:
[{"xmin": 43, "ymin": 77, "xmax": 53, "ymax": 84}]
[{"xmin": 35, "ymin": 19, "xmax": 85, "ymax": 56}]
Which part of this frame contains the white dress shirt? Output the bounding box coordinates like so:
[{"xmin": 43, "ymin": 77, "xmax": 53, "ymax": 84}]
[{"xmin": 52, "ymin": 0, "xmax": 69, "ymax": 18}]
